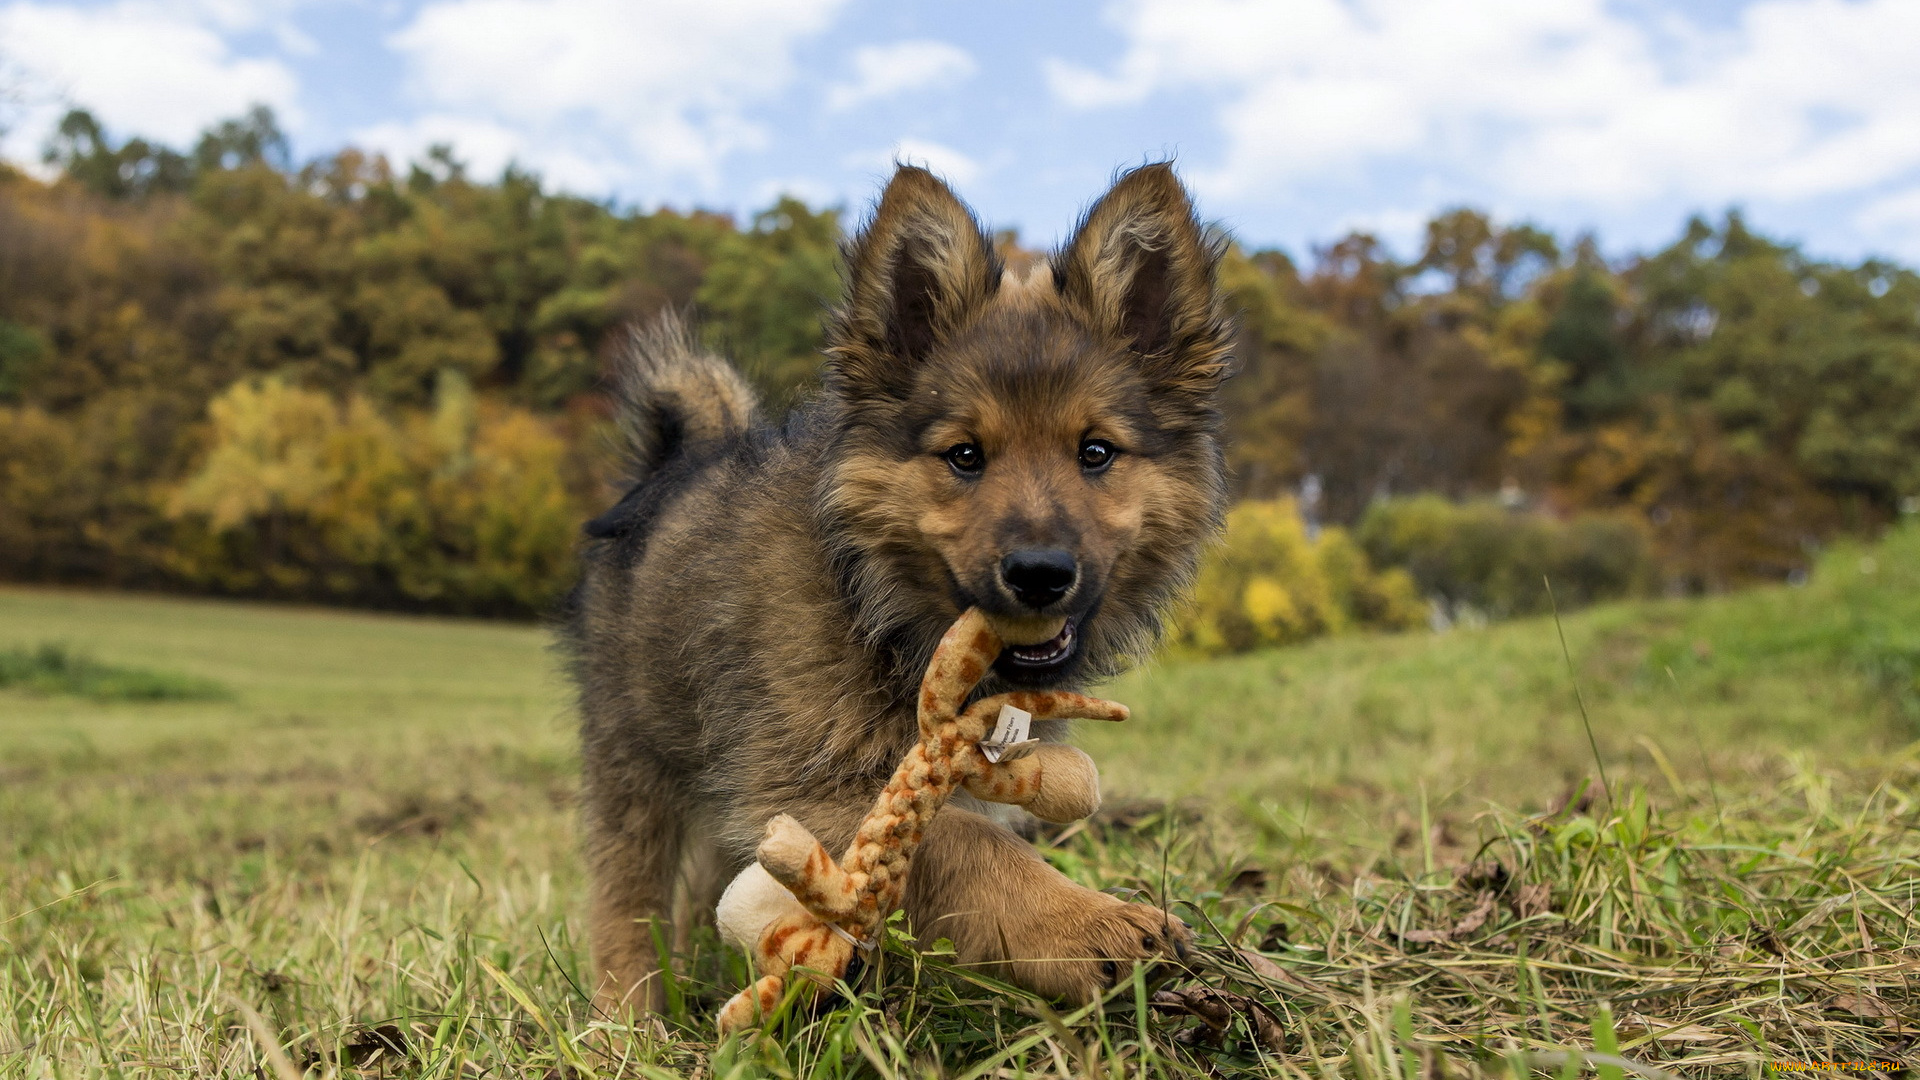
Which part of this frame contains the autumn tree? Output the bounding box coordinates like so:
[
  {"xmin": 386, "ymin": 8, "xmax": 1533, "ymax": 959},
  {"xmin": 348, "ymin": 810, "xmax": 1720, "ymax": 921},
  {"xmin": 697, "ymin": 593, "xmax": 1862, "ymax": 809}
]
[
  {"xmin": 1538, "ymin": 213, "xmax": 1920, "ymax": 587},
  {"xmin": 1278, "ymin": 213, "xmax": 1550, "ymax": 524},
  {"xmin": 695, "ymin": 196, "xmax": 842, "ymax": 404},
  {"xmin": 0, "ymin": 106, "xmax": 823, "ymax": 610}
]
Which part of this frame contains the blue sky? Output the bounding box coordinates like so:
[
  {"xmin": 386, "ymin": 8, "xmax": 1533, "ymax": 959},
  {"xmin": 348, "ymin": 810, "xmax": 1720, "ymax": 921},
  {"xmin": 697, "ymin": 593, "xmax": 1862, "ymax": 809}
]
[{"xmin": 4, "ymin": 0, "xmax": 1919, "ymax": 264}]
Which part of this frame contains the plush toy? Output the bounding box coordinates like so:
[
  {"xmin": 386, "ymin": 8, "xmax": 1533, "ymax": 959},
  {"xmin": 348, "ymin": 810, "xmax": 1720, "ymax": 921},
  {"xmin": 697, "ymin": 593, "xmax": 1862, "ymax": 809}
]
[{"xmin": 713, "ymin": 608, "xmax": 1128, "ymax": 1035}]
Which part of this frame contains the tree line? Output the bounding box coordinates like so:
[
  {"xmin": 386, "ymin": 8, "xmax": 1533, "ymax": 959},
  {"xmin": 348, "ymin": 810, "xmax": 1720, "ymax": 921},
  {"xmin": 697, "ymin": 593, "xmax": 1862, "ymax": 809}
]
[{"xmin": 2, "ymin": 106, "xmax": 1915, "ymax": 616}]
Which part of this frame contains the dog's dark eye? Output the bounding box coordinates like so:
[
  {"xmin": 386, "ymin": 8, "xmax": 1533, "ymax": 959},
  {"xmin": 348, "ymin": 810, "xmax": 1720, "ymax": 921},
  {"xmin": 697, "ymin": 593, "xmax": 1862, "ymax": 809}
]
[
  {"xmin": 1101, "ymin": 959, "xmax": 1119, "ymax": 983},
  {"xmin": 944, "ymin": 442, "xmax": 985, "ymax": 474},
  {"xmin": 1079, "ymin": 440, "xmax": 1116, "ymax": 472}
]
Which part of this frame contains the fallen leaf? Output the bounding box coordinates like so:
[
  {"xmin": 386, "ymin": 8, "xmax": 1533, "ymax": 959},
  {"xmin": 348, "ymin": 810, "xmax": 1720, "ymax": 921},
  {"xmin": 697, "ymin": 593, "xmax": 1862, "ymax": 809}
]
[
  {"xmin": 1236, "ymin": 949, "xmax": 1287, "ymax": 980},
  {"xmin": 1826, "ymin": 993, "xmax": 1893, "ymax": 1018},
  {"xmin": 1174, "ymin": 988, "xmax": 1234, "ymax": 1033},
  {"xmin": 1512, "ymin": 883, "xmax": 1552, "ymax": 919},
  {"xmin": 305, "ymin": 1023, "xmax": 409, "ymax": 1069},
  {"xmin": 1244, "ymin": 998, "xmax": 1288, "ymax": 1054},
  {"xmin": 1227, "ymin": 867, "xmax": 1270, "ymax": 894},
  {"xmin": 1150, "ymin": 986, "xmax": 1287, "ymax": 1053},
  {"xmin": 1397, "ymin": 893, "xmax": 1496, "ymax": 947},
  {"xmin": 1258, "ymin": 922, "xmax": 1290, "ymax": 951},
  {"xmin": 1232, "ymin": 948, "xmax": 1327, "ymax": 993},
  {"xmin": 1651, "ymin": 1025, "xmax": 1728, "ymax": 1043},
  {"xmin": 1451, "ymin": 891, "xmax": 1496, "ymax": 937},
  {"xmin": 1458, "ymin": 860, "xmax": 1510, "ymax": 892},
  {"xmin": 349, "ymin": 1025, "xmax": 409, "ymax": 1064}
]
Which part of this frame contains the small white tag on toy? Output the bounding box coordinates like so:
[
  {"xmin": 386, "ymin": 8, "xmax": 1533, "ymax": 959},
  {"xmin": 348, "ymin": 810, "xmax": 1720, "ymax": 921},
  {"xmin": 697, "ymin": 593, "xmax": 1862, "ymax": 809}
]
[
  {"xmin": 827, "ymin": 922, "xmax": 876, "ymax": 952},
  {"xmin": 980, "ymin": 704, "xmax": 1037, "ymax": 763}
]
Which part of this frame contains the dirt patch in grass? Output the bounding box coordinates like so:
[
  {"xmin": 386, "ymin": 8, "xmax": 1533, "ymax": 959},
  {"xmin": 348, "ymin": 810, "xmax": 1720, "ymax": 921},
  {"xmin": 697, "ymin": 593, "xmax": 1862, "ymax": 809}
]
[{"xmin": 353, "ymin": 791, "xmax": 486, "ymax": 839}]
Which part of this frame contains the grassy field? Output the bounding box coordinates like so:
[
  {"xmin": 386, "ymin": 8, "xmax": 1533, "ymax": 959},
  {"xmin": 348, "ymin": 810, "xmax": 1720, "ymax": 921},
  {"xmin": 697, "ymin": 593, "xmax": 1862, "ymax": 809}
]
[{"xmin": 3, "ymin": 528, "xmax": 1917, "ymax": 1078}]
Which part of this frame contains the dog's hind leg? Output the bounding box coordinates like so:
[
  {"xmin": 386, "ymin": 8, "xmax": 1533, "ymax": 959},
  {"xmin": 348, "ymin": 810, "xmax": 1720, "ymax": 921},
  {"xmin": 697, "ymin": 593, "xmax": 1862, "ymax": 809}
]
[
  {"xmin": 584, "ymin": 773, "xmax": 684, "ymax": 1018},
  {"xmin": 674, "ymin": 826, "xmax": 735, "ymax": 957}
]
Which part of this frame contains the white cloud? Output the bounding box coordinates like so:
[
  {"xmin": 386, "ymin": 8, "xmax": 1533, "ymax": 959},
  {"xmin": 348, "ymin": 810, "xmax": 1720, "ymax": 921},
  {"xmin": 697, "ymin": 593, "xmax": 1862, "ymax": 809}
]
[
  {"xmin": 1857, "ymin": 187, "xmax": 1920, "ymax": 256},
  {"xmin": 0, "ymin": 0, "xmax": 300, "ymax": 153},
  {"xmin": 386, "ymin": 0, "xmax": 846, "ymax": 191},
  {"xmin": 351, "ymin": 113, "xmax": 620, "ymax": 191},
  {"xmin": 826, "ymin": 40, "xmax": 975, "ymax": 111},
  {"xmin": 1325, "ymin": 205, "xmax": 1430, "ymax": 254},
  {"xmin": 1860, "ymin": 188, "xmax": 1920, "ymax": 230},
  {"xmin": 749, "ymin": 174, "xmax": 845, "ymax": 210},
  {"xmin": 846, "ymin": 137, "xmax": 983, "ymax": 188},
  {"xmin": 1047, "ymin": 0, "xmax": 1920, "ymax": 214}
]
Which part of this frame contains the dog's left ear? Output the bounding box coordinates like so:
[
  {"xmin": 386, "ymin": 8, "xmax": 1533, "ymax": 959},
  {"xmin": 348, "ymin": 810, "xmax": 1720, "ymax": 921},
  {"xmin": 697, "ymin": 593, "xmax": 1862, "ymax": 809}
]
[
  {"xmin": 827, "ymin": 166, "xmax": 1002, "ymax": 401},
  {"xmin": 1054, "ymin": 164, "xmax": 1230, "ymax": 393}
]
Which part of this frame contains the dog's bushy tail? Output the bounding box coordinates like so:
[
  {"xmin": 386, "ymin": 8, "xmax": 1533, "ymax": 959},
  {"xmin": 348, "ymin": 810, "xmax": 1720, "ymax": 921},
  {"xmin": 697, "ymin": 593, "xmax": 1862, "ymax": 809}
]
[{"xmin": 612, "ymin": 311, "xmax": 758, "ymax": 483}]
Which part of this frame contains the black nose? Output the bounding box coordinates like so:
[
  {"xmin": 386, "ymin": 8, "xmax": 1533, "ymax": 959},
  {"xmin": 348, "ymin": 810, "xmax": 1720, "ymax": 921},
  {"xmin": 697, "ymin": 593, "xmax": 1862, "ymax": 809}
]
[{"xmin": 1000, "ymin": 549, "xmax": 1077, "ymax": 609}]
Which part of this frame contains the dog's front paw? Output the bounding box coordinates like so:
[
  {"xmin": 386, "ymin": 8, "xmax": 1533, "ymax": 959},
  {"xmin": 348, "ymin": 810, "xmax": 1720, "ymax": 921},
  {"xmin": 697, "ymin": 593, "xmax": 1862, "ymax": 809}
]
[{"xmin": 1006, "ymin": 895, "xmax": 1194, "ymax": 1003}]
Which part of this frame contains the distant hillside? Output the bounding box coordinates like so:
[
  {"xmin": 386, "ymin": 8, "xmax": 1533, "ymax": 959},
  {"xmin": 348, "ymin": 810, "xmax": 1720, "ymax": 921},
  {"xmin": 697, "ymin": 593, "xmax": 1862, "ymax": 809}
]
[{"xmin": 4, "ymin": 105, "xmax": 1917, "ymax": 613}]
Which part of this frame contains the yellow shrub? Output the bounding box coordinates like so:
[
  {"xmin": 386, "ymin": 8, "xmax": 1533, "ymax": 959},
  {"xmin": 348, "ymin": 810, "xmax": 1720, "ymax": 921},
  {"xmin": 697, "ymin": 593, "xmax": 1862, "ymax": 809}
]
[
  {"xmin": 166, "ymin": 373, "xmax": 579, "ymax": 613},
  {"xmin": 1171, "ymin": 498, "xmax": 1423, "ymax": 656}
]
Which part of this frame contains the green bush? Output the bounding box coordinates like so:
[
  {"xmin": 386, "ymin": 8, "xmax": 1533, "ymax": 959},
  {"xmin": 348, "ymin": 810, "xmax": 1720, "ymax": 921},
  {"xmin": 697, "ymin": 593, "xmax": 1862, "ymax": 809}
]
[
  {"xmin": 1356, "ymin": 494, "xmax": 1652, "ymax": 620},
  {"xmin": 1171, "ymin": 498, "xmax": 1424, "ymax": 656},
  {"xmin": 1814, "ymin": 521, "xmax": 1920, "ymax": 722},
  {"xmin": 0, "ymin": 319, "xmax": 48, "ymax": 402}
]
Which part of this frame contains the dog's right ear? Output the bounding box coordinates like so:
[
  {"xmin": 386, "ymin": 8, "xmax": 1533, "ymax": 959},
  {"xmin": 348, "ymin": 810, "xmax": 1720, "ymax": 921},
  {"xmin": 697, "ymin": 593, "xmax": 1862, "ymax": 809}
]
[
  {"xmin": 1053, "ymin": 164, "xmax": 1229, "ymax": 397},
  {"xmin": 826, "ymin": 166, "xmax": 1001, "ymax": 401}
]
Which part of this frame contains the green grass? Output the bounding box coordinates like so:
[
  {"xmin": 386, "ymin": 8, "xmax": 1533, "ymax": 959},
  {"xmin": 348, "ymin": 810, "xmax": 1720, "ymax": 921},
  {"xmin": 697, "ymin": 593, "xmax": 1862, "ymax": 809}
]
[
  {"xmin": 3, "ymin": 528, "xmax": 1918, "ymax": 1077},
  {"xmin": 0, "ymin": 642, "xmax": 230, "ymax": 701}
]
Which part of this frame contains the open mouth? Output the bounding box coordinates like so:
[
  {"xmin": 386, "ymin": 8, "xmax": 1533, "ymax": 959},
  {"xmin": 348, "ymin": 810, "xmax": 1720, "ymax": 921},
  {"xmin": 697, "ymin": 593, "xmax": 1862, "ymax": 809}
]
[{"xmin": 1001, "ymin": 617, "xmax": 1077, "ymax": 669}]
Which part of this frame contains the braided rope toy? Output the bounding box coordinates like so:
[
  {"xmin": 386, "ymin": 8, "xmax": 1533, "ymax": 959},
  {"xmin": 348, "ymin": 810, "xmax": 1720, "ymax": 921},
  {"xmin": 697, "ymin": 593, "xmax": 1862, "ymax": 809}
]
[{"xmin": 713, "ymin": 608, "xmax": 1128, "ymax": 1035}]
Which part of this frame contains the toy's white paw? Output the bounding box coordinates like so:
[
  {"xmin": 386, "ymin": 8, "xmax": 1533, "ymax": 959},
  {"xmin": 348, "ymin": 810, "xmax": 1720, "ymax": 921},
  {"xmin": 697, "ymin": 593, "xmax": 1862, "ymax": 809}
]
[{"xmin": 715, "ymin": 862, "xmax": 806, "ymax": 952}]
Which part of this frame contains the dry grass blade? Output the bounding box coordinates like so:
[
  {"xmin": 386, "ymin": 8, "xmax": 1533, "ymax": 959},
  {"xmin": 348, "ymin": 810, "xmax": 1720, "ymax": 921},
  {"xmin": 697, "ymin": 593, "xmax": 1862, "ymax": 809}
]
[
  {"xmin": 1526, "ymin": 1049, "xmax": 1681, "ymax": 1079},
  {"xmin": 228, "ymin": 996, "xmax": 302, "ymax": 1080},
  {"xmin": 1546, "ymin": 574, "xmax": 1615, "ymax": 815}
]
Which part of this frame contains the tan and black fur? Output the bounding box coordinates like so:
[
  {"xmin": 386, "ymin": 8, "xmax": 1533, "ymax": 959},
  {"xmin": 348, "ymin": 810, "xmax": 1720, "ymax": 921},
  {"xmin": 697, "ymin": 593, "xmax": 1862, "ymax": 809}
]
[{"xmin": 567, "ymin": 164, "xmax": 1232, "ymax": 1016}]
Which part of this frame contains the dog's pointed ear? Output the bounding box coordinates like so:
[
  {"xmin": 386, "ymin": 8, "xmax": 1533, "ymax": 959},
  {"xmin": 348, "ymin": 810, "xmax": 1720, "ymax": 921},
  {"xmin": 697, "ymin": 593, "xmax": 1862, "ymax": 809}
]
[
  {"xmin": 1054, "ymin": 164, "xmax": 1230, "ymax": 392},
  {"xmin": 827, "ymin": 166, "xmax": 1001, "ymax": 400}
]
